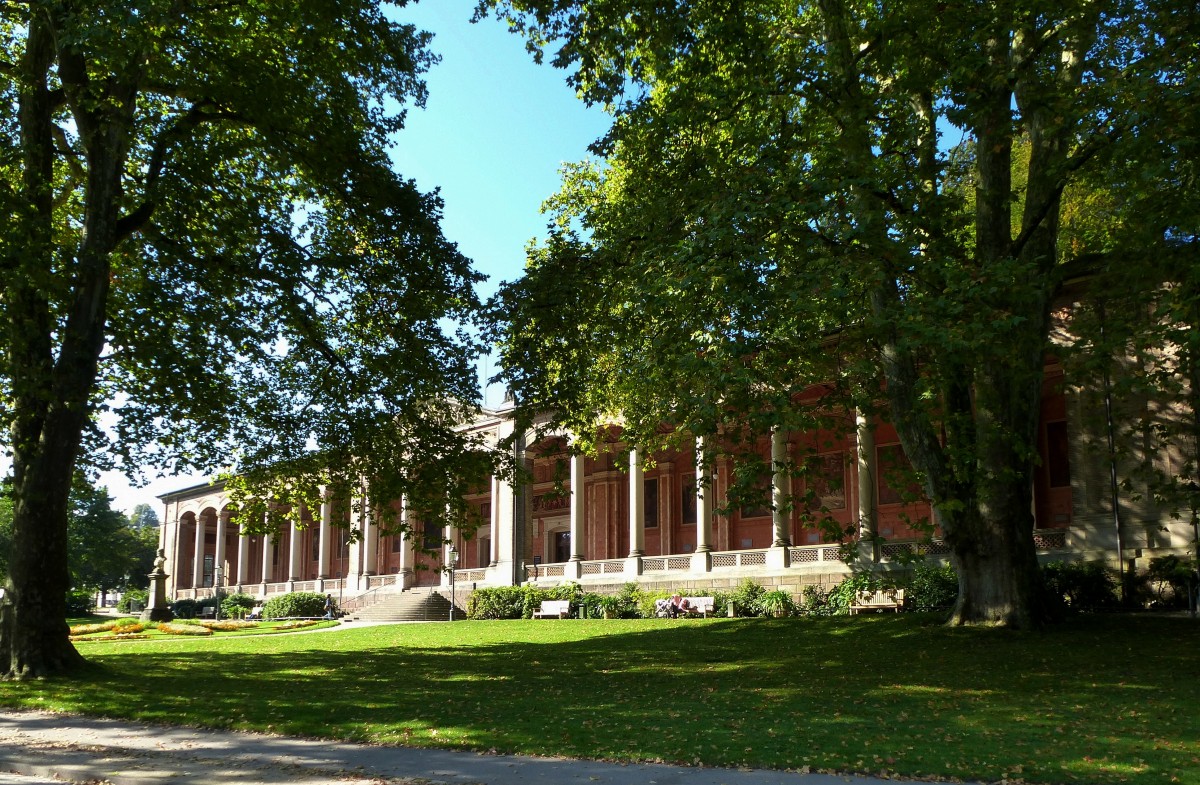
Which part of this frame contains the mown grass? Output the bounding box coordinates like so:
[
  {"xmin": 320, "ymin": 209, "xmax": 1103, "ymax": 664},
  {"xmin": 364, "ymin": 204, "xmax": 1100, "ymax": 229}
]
[{"xmin": 3, "ymin": 614, "xmax": 1198, "ymax": 784}]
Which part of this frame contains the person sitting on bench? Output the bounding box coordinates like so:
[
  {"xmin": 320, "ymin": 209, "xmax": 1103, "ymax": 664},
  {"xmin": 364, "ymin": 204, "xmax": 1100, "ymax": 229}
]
[{"xmin": 667, "ymin": 593, "xmax": 693, "ymax": 618}]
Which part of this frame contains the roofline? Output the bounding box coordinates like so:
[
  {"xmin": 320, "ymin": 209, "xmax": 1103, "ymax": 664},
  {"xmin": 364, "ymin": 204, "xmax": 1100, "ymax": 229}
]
[{"xmin": 157, "ymin": 478, "xmax": 227, "ymax": 503}]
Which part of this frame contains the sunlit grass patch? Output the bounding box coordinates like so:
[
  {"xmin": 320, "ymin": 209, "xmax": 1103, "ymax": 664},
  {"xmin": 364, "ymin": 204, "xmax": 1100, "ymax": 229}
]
[{"xmin": 2, "ymin": 614, "xmax": 1198, "ymax": 785}]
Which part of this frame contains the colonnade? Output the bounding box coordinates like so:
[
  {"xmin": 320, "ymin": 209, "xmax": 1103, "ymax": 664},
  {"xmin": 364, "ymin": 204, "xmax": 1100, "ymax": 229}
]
[{"xmin": 163, "ymin": 410, "xmax": 885, "ymax": 596}]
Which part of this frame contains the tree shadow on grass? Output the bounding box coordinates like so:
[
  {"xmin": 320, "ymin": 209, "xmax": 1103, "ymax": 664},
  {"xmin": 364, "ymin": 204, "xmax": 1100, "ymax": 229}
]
[{"xmin": 6, "ymin": 614, "xmax": 1199, "ymax": 785}]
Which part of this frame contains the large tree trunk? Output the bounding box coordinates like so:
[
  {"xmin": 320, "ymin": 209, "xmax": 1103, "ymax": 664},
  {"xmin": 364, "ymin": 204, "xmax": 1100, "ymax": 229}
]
[{"xmin": 1, "ymin": 7, "xmax": 136, "ymax": 679}]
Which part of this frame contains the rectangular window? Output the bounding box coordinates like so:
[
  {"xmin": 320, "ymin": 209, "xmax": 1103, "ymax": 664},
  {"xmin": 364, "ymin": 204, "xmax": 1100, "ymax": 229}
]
[
  {"xmin": 1046, "ymin": 421, "xmax": 1071, "ymax": 488},
  {"xmin": 310, "ymin": 533, "xmax": 319, "ymax": 562},
  {"xmin": 681, "ymin": 474, "xmax": 697, "ymax": 524},
  {"xmin": 479, "ymin": 537, "xmax": 491, "ymax": 565},
  {"xmin": 422, "ymin": 519, "xmax": 441, "ymax": 550},
  {"xmin": 877, "ymin": 444, "xmax": 922, "ymax": 505},
  {"xmin": 391, "ymin": 536, "xmax": 403, "ymax": 553},
  {"xmin": 203, "ymin": 554, "xmax": 214, "ymax": 587},
  {"xmin": 739, "ymin": 474, "xmax": 772, "ymax": 519},
  {"xmin": 644, "ymin": 477, "xmax": 659, "ymax": 528},
  {"xmin": 811, "ymin": 452, "xmax": 847, "ymax": 510}
]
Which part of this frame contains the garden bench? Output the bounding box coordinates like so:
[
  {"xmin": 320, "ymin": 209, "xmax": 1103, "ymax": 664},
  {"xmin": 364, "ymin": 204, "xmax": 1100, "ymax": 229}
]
[
  {"xmin": 849, "ymin": 589, "xmax": 905, "ymax": 614},
  {"xmin": 682, "ymin": 596, "xmax": 715, "ymax": 618},
  {"xmin": 199, "ymin": 607, "xmax": 215, "ymax": 619},
  {"xmin": 533, "ymin": 599, "xmax": 572, "ymax": 619}
]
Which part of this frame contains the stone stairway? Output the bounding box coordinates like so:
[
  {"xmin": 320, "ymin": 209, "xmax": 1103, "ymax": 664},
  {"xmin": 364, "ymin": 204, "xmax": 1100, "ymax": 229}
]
[{"xmin": 347, "ymin": 589, "xmax": 459, "ymax": 623}]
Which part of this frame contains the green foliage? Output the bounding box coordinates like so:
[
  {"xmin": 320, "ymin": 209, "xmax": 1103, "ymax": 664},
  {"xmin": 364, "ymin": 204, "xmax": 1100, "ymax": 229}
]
[
  {"xmin": 65, "ymin": 590, "xmax": 95, "ymax": 616},
  {"xmin": 1135, "ymin": 556, "xmax": 1196, "ymax": 611},
  {"xmin": 799, "ymin": 584, "xmax": 842, "ymax": 618},
  {"xmin": 484, "ymin": 0, "xmax": 1196, "ymax": 628},
  {"xmin": 1043, "ymin": 561, "xmax": 1120, "ymax": 614},
  {"xmin": 170, "ymin": 598, "xmax": 199, "ymax": 619},
  {"xmin": 67, "ymin": 475, "xmax": 161, "ymax": 594},
  {"xmin": 467, "ymin": 583, "xmax": 581, "ymax": 620},
  {"xmin": 117, "ymin": 589, "xmax": 148, "ymax": 614},
  {"xmin": 112, "ymin": 617, "xmax": 141, "ymax": 629},
  {"xmin": 726, "ymin": 579, "xmax": 766, "ymax": 618},
  {"xmin": 906, "ymin": 563, "xmax": 959, "ymax": 612},
  {"xmin": 756, "ymin": 590, "xmax": 796, "ymax": 618},
  {"xmin": 0, "ymin": 0, "xmax": 497, "ymax": 676},
  {"xmin": 263, "ymin": 592, "xmax": 328, "ymax": 620},
  {"xmin": 220, "ymin": 593, "xmax": 259, "ymax": 618}
]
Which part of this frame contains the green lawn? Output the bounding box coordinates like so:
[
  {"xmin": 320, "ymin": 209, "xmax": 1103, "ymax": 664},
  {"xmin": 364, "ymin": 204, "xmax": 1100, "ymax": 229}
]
[{"xmin": 4, "ymin": 614, "xmax": 1198, "ymax": 784}]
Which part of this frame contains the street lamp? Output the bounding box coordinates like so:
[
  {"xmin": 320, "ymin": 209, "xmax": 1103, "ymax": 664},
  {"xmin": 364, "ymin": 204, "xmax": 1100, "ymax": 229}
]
[{"xmin": 448, "ymin": 545, "xmax": 458, "ymax": 622}]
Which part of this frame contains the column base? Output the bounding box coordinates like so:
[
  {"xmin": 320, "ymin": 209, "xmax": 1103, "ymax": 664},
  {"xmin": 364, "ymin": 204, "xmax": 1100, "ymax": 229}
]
[
  {"xmin": 767, "ymin": 544, "xmax": 791, "ymax": 570},
  {"xmin": 624, "ymin": 555, "xmax": 643, "ymax": 577},
  {"xmin": 566, "ymin": 560, "xmax": 583, "ymax": 580},
  {"xmin": 690, "ymin": 551, "xmax": 712, "ymax": 573}
]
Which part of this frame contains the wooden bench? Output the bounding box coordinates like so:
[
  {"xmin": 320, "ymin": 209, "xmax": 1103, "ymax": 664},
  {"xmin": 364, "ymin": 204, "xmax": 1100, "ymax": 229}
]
[
  {"xmin": 199, "ymin": 607, "xmax": 216, "ymax": 619},
  {"xmin": 533, "ymin": 599, "xmax": 572, "ymax": 619},
  {"xmin": 849, "ymin": 589, "xmax": 905, "ymax": 614},
  {"xmin": 682, "ymin": 596, "xmax": 715, "ymax": 618}
]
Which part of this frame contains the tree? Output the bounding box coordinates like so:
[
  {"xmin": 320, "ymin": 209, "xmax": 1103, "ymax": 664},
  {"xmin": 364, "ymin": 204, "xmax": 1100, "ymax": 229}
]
[
  {"xmin": 1, "ymin": 1, "xmax": 493, "ymax": 679},
  {"xmin": 484, "ymin": 0, "xmax": 1197, "ymax": 626},
  {"xmin": 128, "ymin": 504, "xmax": 159, "ymax": 532},
  {"xmin": 67, "ymin": 476, "xmax": 159, "ymax": 598}
]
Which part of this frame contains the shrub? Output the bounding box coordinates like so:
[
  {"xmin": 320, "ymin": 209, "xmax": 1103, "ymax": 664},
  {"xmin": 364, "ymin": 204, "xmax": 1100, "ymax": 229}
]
[
  {"xmin": 1142, "ymin": 555, "xmax": 1195, "ymax": 610},
  {"xmin": 468, "ymin": 583, "xmax": 582, "ymax": 619},
  {"xmin": 113, "ymin": 616, "xmax": 141, "ymax": 628},
  {"xmin": 263, "ymin": 591, "xmax": 327, "ymax": 619},
  {"xmin": 727, "ymin": 579, "xmax": 766, "ymax": 617},
  {"xmin": 906, "ymin": 563, "xmax": 959, "ymax": 611},
  {"xmin": 799, "ymin": 584, "xmax": 840, "ymax": 617},
  {"xmin": 756, "ymin": 589, "xmax": 797, "ymax": 618},
  {"xmin": 65, "ymin": 590, "xmax": 95, "ymax": 616},
  {"xmin": 117, "ymin": 589, "xmax": 148, "ymax": 614},
  {"xmin": 221, "ymin": 592, "xmax": 258, "ymax": 618},
  {"xmin": 637, "ymin": 590, "xmax": 674, "ymax": 619},
  {"xmin": 171, "ymin": 598, "xmax": 199, "ymax": 619},
  {"xmin": 1043, "ymin": 560, "xmax": 1119, "ymax": 613},
  {"xmin": 113, "ymin": 623, "xmax": 145, "ymax": 635}
]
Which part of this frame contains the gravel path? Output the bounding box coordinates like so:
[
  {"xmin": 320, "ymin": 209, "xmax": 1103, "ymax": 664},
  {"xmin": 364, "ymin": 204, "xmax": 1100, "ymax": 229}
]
[{"xmin": 0, "ymin": 710, "xmax": 935, "ymax": 785}]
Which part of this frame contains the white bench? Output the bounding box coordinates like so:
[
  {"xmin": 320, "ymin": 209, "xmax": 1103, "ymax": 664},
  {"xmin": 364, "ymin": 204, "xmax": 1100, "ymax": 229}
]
[
  {"xmin": 682, "ymin": 596, "xmax": 715, "ymax": 618},
  {"xmin": 850, "ymin": 589, "xmax": 905, "ymax": 614},
  {"xmin": 533, "ymin": 599, "xmax": 572, "ymax": 619}
]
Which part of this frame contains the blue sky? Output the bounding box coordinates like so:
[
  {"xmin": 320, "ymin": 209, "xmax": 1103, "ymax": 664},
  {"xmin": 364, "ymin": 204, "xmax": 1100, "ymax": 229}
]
[{"xmin": 101, "ymin": 0, "xmax": 611, "ymax": 513}]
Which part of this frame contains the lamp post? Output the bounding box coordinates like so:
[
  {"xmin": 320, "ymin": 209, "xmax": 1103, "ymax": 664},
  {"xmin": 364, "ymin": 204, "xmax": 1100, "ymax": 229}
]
[{"xmin": 449, "ymin": 545, "xmax": 458, "ymax": 622}]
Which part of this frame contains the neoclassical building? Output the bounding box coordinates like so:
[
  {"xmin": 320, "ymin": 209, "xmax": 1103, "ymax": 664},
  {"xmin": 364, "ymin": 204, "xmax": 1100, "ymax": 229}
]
[{"xmin": 159, "ymin": 354, "xmax": 1197, "ymax": 608}]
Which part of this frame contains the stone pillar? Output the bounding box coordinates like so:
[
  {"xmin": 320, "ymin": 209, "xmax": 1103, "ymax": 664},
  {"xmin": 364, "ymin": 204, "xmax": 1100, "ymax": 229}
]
[
  {"xmin": 288, "ymin": 516, "xmax": 302, "ymax": 583},
  {"xmin": 192, "ymin": 515, "xmax": 206, "ymax": 588},
  {"xmin": 317, "ymin": 494, "xmax": 332, "ymax": 580},
  {"xmin": 856, "ymin": 408, "xmax": 878, "ymax": 563},
  {"xmin": 399, "ymin": 497, "xmax": 415, "ymax": 589},
  {"xmin": 626, "ymin": 447, "xmax": 645, "ymax": 577},
  {"xmin": 442, "ymin": 523, "xmax": 454, "ymax": 588},
  {"xmin": 362, "ymin": 492, "xmax": 377, "ymax": 577},
  {"xmin": 489, "ymin": 475, "xmax": 501, "ymax": 567},
  {"xmin": 693, "ymin": 435, "xmax": 713, "ymax": 572},
  {"xmin": 215, "ymin": 511, "xmax": 230, "ymax": 586},
  {"xmin": 567, "ymin": 451, "xmax": 585, "ymax": 579},
  {"xmin": 236, "ymin": 525, "xmax": 250, "ymax": 587},
  {"xmin": 628, "ymin": 447, "xmax": 645, "ymax": 557},
  {"xmin": 260, "ymin": 532, "xmax": 273, "ymax": 591},
  {"xmin": 768, "ymin": 426, "xmax": 792, "ymax": 569}
]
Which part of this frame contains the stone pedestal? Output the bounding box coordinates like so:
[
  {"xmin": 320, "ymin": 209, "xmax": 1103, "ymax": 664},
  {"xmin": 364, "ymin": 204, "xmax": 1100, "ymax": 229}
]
[{"xmin": 140, "ymin": 549, "xmax": 174, "ymax": 623}]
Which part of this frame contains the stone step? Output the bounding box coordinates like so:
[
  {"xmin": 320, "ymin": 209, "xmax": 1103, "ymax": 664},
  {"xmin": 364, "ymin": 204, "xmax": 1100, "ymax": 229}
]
[{"xmin": 348, "ymin": 589, "xmax": 461, "ymax": 623}]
